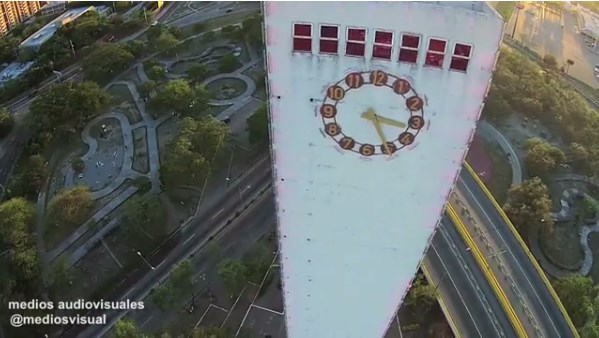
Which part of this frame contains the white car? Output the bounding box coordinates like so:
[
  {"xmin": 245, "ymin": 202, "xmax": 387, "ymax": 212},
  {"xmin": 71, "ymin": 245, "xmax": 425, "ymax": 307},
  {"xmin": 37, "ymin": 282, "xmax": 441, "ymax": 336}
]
[{"xmin": 594, "ymin": 64, "xmax": 599, "ymax": 73}]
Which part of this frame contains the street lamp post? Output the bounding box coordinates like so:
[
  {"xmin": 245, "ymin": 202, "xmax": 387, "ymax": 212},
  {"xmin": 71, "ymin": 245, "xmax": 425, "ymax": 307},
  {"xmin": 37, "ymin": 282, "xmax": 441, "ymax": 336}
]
[
  {"xmin": 511, "ymin": 4, "xmax": 525, "ymax": 39},
  {"xmin": 136, "ymin": 251, "xmax": 155, "ymax": 270}
]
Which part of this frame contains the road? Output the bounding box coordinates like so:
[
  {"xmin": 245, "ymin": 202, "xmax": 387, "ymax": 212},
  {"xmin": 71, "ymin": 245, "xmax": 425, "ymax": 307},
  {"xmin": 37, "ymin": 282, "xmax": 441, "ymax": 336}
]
[
  {"xmin": 163, "ymin": 1, "xmax": 260, "ymax": 28},
  {"xmin": 424, "ymin": 214, "xmax": 517, "ymax": 338},
  {"xmin": 451, "ymin": 169, "xmax": 574, "ymax": 338},
  {"xmin": 508, "ymin": 2, "xmax": 599, "ymax": 87},
  {"xmin": 71, "ymin": 159, "xmax": 272, "ymax": 338},
  {"xmin": 129, "ymin": 194, "xmax": 276, "ymax": 334}
]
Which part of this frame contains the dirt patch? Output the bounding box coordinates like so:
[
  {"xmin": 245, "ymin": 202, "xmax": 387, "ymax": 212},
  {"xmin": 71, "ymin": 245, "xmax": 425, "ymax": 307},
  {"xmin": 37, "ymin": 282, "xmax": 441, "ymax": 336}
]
[
  {"xmin": 468, "ymin": 135, "xmax": 513, "ymax": 204},
  {"xmin": 132, "ymin": 127, "xmax": 149, "ymax": 174}
]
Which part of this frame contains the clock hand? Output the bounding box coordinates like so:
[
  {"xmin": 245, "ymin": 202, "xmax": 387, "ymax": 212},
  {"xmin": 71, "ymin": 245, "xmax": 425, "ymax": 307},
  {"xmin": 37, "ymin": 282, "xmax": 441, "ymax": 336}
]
[
  {"xmin": 371, "ymin": 116, "xmax": 392, "ymax": 155},
  {"xmin": 360, "ymin": 112, "xmax": 406, "ymax": 128},
  {"xmin": 374, "ymin": 115, "xmax": 406, "ymax": 128}
]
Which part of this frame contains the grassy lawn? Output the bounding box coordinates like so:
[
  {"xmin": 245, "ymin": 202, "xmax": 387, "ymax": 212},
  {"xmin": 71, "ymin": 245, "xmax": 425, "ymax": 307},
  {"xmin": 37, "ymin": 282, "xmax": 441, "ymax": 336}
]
[
  {"xmin": 132, "ymin": 127, "xmax": 149, "ymax": 174},
  {"xmin": 589, "ymin": 232, "xmax": 599, "ymax": 283},
  {"xmin": 169, "ymin": 60, "xmax": 197, "ymax": 74},
  {"xmin": 107, "ymin": 84, "xmax": 135, "ymax": 106},
  {"xmin": 206, "ymin": 78, "xmax": 247, "ymax": 100},
  {"xmin": 209, "ymin": 104, "xmax": 232, "ymax": 117},
  {"xmin": 494, "ymin": 1, "xmax": 518, "ymax": 21}
]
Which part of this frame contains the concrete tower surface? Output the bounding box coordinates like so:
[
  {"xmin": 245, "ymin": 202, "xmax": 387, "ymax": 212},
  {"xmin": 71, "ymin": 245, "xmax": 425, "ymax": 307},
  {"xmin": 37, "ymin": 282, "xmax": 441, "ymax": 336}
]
[{"xmin": 263, "ymin": 2, "xmax": 504, "ymax": 337}]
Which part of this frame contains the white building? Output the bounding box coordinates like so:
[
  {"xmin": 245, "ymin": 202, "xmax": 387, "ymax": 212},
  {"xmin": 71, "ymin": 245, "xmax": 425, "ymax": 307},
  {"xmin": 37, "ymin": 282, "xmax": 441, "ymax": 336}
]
[
  {"xmin": 577, "ymin": 4, "xmax": 599, "ymax": 42},
  {"xmin": 263, "ymin": 2, "xmax": 504, "ymax": 337},
  {"xmin": 40, "ymin": 1, "xmax": 67, "ymax": 16}
]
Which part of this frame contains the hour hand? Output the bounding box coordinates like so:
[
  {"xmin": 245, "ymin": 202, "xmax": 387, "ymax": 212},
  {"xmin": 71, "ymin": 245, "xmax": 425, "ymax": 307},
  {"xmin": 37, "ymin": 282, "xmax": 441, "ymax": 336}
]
[{"xmin": 361, "ymin": 112, "xmax": 406, "ymax": 128}]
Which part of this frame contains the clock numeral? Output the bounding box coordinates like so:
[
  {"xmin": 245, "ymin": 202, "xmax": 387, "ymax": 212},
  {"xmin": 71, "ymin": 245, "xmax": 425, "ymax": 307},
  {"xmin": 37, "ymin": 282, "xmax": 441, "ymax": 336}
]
[
  {"xmin": 408, "ymin": 116, "xmax": 424, "ymax": 130},
  {"xmin": 327, "ymin": 86, "xmax": 345, "ymax": 101},
  {"xmin": 320, "ymin": 104, "xmax": 337, "ymax": 118},
  {"xmin": 325, "ymin": 123, "xmax": 341, "ymax": 136},
  {"xmin": 399, "ymin": 132, "xmax": 415, "ymax": 146},
  {"xmin": 359, "ymin": 144, "xmax": 375, "ymax": 156},
  {"xmin": 345, "ymin": 73, "xmax": 364, "ymax": 89},
  {"xmin": 370, "ymin": 70, "xmax": 388, "ymax": 86},
  {"xmin": 406, "ymin": 96, "xmax": 423, "ymax": 111},
  {"xmin": 339, "ymin": 137, "xmax": 355, "ymax": 150},
  {"xmin": 381, "ymin": 142, "xmax": 397, "ymax": 155},
  {"xmin": 393, "ymin": 79, "xmax": 411, "ymax": 95}
]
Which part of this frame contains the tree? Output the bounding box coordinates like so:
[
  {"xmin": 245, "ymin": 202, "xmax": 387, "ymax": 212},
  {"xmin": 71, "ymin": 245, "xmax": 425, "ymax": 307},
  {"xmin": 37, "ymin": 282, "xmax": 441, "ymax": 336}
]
[
  {"xmin": 188, "ymin": 64, "xmax": 211, "ymax": 84},
  {"xmin": 137, "ymin": 80, "xmax": 157, "ymax": 100},
  {"xmin": 124, "ymin": 39, "xmax": 146, "ymax": 58},
  {"xmin": 155, "ymin": 32, "xmax": 179, "ymax": 53},
  {"xmin": 0, "ymin": 36, "xmax": 19, "ymax": 64},
  {"xmin": 481, "ymin": 91, "xmax": 511, "ymax": 123},
  {"xmin": 160, "ymin": 116, "xmax": 232, "ymax": 187},
  {"xmin": 153, "ymin": 80, "xmax": 209, "ymax": 116},
  {"xmin": 0, "ymin": 109, "xmax": 14, "ymax": 139},
  {"xmin": 218, "ymin": 54, "xmax": 241, "ymax": 73},
  {"xmin": 45, "ymin": 186, "xmax": 94, "ymax": 232},
  {"xmin": 121, "ymin": 194, "xmax": 166, "ymax": 241},
  {"xmin": 241, "ymin": 15, "xmax": 264, "ymax": 47},
  {"xmin": 0, "ymin": 198, "xmax": 39, "ymax": 283},
  {"xmin": 242, "ymin": 243, "xmax": 271, "ymax": 283},
  {"xmin": 151, "ymin": 260, "xmax": 196, "ymax": 311},
  {"xmin": 503, "ymin": 177, "xmax": 554, "ymax": 241},
  {"xmin": 50, "ymin": 256, "xmax": 72, "ymax": 290},
  {"xmin": 523, "ymin": 138, "xmax": 566, "ymax": 178},
  {"xmin": 29, "ymin": 81, "xmax": 110, "ymax": 141},
  {"xmin": 403, "ymin": 274, "xmax": 437, "ymax": 324},
  {"xmin": 147, "ymin": 65, "xmax": 166, "ymax": 81},
  {"xmin": 217, "ymin": 259, "xmax": 248, "ymax": 297},
  {"xmin": 114, "ymin": 319, "xmax": 143, "ymax": 338},
  {"xmin": 543, "ymin": 54, "xmax": 558, "ymax": 69},
  {"xmin": 246, "ymin": 104, "xmax": 269, "ymax": 145},
  {"xmin": 569, "ymin": 142, "xmax": 594, "ymax": 176},
  {"xmin": 71, "ymin": 158, "xmax": 85, "ymax": 173},
  {"xmin": 83, "ymin": 43, "xmax": 135, "ymax": 84},
  {"xmin": 583, "ymin": 324, "xmax": 599, "ymax": 338},
  {"xmin": 23, "ymin": 154, "xmax": 49, "ymax": 195},
  {"xmin": 554, "ymin": 275, "xmax": 598, "ymax": 330}
]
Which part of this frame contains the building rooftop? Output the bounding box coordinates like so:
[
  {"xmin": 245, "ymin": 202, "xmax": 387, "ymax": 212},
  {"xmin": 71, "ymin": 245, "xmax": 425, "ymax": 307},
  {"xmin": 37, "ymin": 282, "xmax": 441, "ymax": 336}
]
[
  {"xmin": 20, "ymin": 6, "xmax": 96, "ymax": 49},
  {"xmin": 0, "ymin": 62, "xmax": 34, "ymax": 83},
  {"xmin": 578, "ymin": 5, "xmax": 599, "ymax": 37}
]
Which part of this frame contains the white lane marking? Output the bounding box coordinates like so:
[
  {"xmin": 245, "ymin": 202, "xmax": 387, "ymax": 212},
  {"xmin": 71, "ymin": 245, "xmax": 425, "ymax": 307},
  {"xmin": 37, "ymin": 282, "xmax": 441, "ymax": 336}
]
[
  {"xmin": 459, "ymin": 177, "xmax": 558, "ymax": 335},
  {"xmin": 438, "ymin": 224, "xmax": 504, "ymax": 335},
  {"xmin": 431, "ymin": 243, "xmax": 483, "ymax": 338},
  {"xmin": 211, "ymin": 208, "xmax": 224, "ymax": 220},
  {"xmin": 251, "ymin": 304, "xmax": 283, "ymax": 315},
  {"xmin": 183, "ymin": 233, "xmax": 197, "ymax": 246}
]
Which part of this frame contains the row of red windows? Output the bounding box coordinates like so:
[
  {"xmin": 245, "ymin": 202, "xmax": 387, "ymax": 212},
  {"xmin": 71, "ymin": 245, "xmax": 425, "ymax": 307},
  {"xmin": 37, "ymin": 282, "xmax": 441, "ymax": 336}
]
[{"xmin": 292, "ymin": 23, "xmax": 472, "ymax": 72}]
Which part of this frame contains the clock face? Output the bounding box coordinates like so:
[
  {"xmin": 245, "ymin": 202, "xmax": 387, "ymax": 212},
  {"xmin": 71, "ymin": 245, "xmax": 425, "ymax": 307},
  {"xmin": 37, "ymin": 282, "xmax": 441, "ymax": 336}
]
[{"xmin": 319, "ymin": 70, "xmax": 425, "ymax": 157}]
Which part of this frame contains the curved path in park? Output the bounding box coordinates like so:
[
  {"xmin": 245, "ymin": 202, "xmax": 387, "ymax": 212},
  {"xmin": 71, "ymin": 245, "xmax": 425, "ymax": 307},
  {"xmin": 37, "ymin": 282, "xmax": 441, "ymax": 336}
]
[
  {"xmin": 39, "ymin": 36, "xmax": 263, "ymax": 274},
  {"xmin": 479, "ymin": 120, "xmax": 599, "ymax": 278}
]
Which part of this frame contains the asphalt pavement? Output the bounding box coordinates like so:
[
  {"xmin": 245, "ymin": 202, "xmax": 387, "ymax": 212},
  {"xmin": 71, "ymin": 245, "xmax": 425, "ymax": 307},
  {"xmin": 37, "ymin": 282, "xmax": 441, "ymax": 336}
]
[
  {"xmin": 424, "ymin": 215, "xmax": 516, "ymax": 338},
  {"xmin": 130, "ymin": 194, "xmax": 276, "ymax": 334},
  {"xmin": 72, "ymin": 159, "xmax": 273, "ymax": 338},
  {"xmin": 452, "ymin": 169, "xmax": 574, "ymax": 338},
  {"xmin": 508, "ymin": 2, "xmax": 599, "ymax": 87}
]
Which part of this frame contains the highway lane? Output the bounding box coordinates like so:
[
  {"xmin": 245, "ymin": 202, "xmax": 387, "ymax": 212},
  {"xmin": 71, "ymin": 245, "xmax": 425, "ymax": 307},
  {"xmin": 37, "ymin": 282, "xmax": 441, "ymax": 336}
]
[
  {"xmin": 424, "ymin": 214, "xmax": 516, "ymax": 338},
  {"xmin": 71, "ymin": 160, "xmax": 272, "ymax": 338},
  {"xmin": 452, "ymin": 169, "xmax": 574, "ymax": 338},
  {"xmin": 130, "ymin": 195, "xmax": 276, "ymax": 334}
]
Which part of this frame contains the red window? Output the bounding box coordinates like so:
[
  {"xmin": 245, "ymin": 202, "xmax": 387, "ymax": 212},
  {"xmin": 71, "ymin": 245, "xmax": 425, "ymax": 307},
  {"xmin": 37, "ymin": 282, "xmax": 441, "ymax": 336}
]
[
  {"xmin": 372, "ymin": 30, "xmax": 393, "ymax": 60},
  {"xmin": 398, "ymin": 34, "xmax": 420, "ymax": 64},
  {"xmin": 293, "ymin": 23, "xmax": 312, "ymax": 53},
  {"xmin": 450, "ymin": 43, "xmax": 473, "ymax": 72},
  {"xmin": 425, "ymin": 38, "xmax": 446, "ymax": 68},
  {"xmin": 346, "ymin": 27, "xmax": 366, "ymax": 57},
  {"xmin": 319, "ymin": 25, "xmax": 339, "ymax": 54}
]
